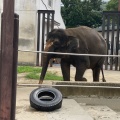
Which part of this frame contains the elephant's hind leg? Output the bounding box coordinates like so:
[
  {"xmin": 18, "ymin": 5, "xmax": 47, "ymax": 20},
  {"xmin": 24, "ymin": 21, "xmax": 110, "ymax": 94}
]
[{"xmin": 92, "ymin": 67, "xmax": 101, "ymax": 82}]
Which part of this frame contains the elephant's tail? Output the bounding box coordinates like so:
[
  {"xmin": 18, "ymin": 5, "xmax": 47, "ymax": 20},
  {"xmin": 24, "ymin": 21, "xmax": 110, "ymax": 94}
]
[{"xmin": 101, "ymin": 67, "xmax": 106, "ymax": 82}]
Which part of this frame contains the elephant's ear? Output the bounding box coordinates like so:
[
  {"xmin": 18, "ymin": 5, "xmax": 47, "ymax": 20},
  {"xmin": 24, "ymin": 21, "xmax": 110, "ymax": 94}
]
[{"xmin": 66, "ymin": 36, "xmax": 80, "ymax": 52}]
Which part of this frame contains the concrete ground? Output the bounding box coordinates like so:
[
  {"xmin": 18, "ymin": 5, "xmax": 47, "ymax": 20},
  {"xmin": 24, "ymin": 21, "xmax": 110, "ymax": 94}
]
[
  {"xmin": 16, "ymin": 65, "xmax": 120, "ymax": 120},
  {"xmin": 16, "ymin": 87, "xmax": 93, "ymax": 120},
  {"xmin": 16, "ymin": 86, "xmax": 120, "ymax": 120}
]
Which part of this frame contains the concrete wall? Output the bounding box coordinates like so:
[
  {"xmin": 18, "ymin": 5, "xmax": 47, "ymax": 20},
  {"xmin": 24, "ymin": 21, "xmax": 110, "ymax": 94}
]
[
  {"xmin": 0, "ymin": 0, "xmax": 37, "ymax": 65},
  {"xmin": 15, "ymin": 0, "xmax": 37, "ymax": 65}
]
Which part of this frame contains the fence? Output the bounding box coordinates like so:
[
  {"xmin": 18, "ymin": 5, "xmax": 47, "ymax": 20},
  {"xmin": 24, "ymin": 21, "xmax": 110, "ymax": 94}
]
[
  {"xmin": 36, "ymin": 11, "xmax": 120, "ymax": 70},
  {"xmin": 36, "ymin": 10, "xmax": 55, "ymax": 66},
  {"xmin": 102, "ymin": 11, "xmax": 120, "ymax": 71}
]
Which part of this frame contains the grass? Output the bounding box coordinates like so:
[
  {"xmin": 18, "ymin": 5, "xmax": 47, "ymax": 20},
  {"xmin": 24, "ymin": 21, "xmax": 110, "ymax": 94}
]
[
  {"xmin": 17, "ymin": 66, "xmax": 42, "ymax": 73},
  {"xmin": 17, "ymin": 66, "xmax": 63, "ymax": 81}
]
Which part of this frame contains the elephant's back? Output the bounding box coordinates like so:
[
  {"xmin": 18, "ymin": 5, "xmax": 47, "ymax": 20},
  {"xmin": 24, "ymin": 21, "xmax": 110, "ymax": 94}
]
[
  {"xmin": 65, "ymin": 26, "xmax": 93, "ymax": 37},
  {"xmin": 65, "ymin": 26, "xmax": 107, "ymax": 55}
]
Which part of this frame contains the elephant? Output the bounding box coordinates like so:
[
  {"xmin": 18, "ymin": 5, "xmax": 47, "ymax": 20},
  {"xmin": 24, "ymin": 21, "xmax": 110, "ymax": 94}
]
[{"xmin": 39, "ymin": 26, "xmax": 107, "ymax": 84}]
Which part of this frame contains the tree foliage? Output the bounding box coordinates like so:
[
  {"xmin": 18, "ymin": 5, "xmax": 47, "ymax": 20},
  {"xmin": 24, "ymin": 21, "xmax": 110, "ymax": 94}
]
[
  {"xmin": 61, "ymin": 0, "xmax": 102, "ymax": 28},
  {"xmin": 106, "ymin": 0, "xmax": 118, "ymax": 11}
]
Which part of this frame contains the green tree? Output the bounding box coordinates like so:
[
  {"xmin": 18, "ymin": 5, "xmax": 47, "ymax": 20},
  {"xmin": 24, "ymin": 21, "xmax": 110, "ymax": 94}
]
[
  {"xmin": 106, "ymin": 0, "xmax": 118, "ymax": 11},
  {"xmin": 61, "ymin": 0, "xmax": 82, "ymax": 28},
  {"xmin": 90, "ymin": 0, "xmax": 102, "ymax": 11},
  {"xmin": 61, "ymin": 0, "xmax": 102, "ymax": 28}
]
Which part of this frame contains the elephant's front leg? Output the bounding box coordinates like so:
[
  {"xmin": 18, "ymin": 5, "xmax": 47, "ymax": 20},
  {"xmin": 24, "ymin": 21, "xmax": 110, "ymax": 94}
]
[
  {"xmin": 75, "ymin": 64, "xmax": 87, "ymax": 81},
  {"xmin": 61, "ymin": 59, "xmax": 70, "ymax": 81}
]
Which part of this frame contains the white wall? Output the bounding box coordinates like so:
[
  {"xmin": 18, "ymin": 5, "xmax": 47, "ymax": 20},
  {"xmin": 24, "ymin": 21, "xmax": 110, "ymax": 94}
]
[
  {"xmin": 54, "ymin": 0, "xmax": 65, "ymax": 29},
  {"xmin": 15, "ymin": 0, "xmax": 37, "ymax": 65}
]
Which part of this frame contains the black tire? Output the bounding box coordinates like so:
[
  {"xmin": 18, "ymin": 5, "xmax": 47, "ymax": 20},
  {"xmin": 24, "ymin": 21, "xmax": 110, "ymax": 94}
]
[{"xmin": 30, "ymin": 87, "xmax": 63, "ymax": 111}]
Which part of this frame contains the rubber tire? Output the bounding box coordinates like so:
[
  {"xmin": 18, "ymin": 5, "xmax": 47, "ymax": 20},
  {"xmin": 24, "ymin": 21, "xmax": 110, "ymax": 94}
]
[{"xmin": 30, "ymin": 87, "xmax": 62, "ymax": 111}]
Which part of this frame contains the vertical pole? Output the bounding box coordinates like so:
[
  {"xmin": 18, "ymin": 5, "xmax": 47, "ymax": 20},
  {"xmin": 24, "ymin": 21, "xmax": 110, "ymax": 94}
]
[
  {"xmin": 115, "ymin": 12, "xmax": 120, "ymax": 71},
  {"xmin": 104, "ymin": 14, "xmax": 110, "ymax": 70},
  {"xmin": 118, "ymin": 0, "xmax": 120, "ymax": 70},
  {"xmin": 51, "ymin": 12, "xmax": 54, "ymax": 30},
  {"xmin": 49, "ymin": 11, "xmax": 55, "ymax": 67},
  {"xmin": 102, "ymin": 12, "xmax": 107, "ymax": 69},
  {"xmin": 116, "ymin": 14, "xmax": 120, "ymax": 70},
  {"xmin": 110, "ymin": 15, "xmax": 115, "ymax": 70},
  {"xmin": 41, "ymin": 12, "xmax": 46, "ymax": 66},
  {"xmin": 102, "ymin": 14, "xmax": 105, "ymax": 38},
  {"xmin": 47, "ymin": 13, "xmax": 50, "ymax": 36},
  {"xmin": 41, "ymin": 13, "xmax": 45, "ymax": 55},
  {"xmin": 0, "ymin": 0, "xmax": 15, "ymax": 120},
  {"xmin": 36, "ymin": 12, "xmax": 40, "ymax": 66},
  {"xmin": 11, "ymin": 14, "xmax": 19, "ymax": 120}
]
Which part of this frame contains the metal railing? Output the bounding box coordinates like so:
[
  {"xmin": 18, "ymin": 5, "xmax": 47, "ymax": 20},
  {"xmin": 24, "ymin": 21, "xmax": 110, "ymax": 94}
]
[
  {"xmin": 36, "ymin": 10, "xmax": 55, "ymax": 66},
  {"xmin": 102, "ymin": 11, "xmax": 120, "ymax": 71}
]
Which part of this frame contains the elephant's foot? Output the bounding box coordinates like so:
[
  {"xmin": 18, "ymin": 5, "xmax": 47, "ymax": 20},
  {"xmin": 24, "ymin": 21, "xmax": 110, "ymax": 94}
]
[
  {"xmin": 76, "ymin": 77, "xmax": 87, "ymax": 82},
  {"xmin": 102, "ymin": 78, "xmax": 106, "ymax": 82},
  {"xmin": 39, "ymin": 80, "xmax": 43, "ymax": 84},
  {"xmin": 81, "ymin": 77, "xmax": 87, "ymax": 81}
]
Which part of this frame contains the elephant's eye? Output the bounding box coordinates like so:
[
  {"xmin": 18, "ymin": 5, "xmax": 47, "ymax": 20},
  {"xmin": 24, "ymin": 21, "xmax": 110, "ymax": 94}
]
[{"xmin": 53, "ymin": 41, "xmax": 60, "ymax": 47}]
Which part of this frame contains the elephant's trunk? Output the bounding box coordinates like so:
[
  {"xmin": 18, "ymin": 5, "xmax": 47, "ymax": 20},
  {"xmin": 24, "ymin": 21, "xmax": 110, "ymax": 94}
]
[
  {"xmin": 39, "ymin": 54, "xmax": 50, "ymax": 84},
  {"xmin": 39, "ymin": 44, "xmax": 54, "ymax": 84}
]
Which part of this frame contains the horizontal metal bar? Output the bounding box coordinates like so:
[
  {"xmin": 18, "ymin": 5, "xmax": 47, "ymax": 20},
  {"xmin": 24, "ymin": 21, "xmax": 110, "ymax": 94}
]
[
  {"xmin": 37, "ymin": 10, "xmax": 55, "ymax": 14},
  {"xmin": 18, "ymin": 50, "xmax": 120, "ymax": 57},
  {"xmin": 103, "ymin": 11, "xmax": 120, "ymax": 14},
  {"xmin": 17, "ymin": 84, "xmax": 120, "ymax": 89}
]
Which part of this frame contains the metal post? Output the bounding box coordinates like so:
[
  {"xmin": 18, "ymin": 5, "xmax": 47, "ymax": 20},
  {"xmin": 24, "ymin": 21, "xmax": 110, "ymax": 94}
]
[
  {"xmin": 36, "ymin": 13, "xmax": 41, "ymax": 66},
  {"xmin": 41, "ymin": 12, "xmax": 46, "ymax": 66},
  {"xmin": 11, "ymin": 13, "xmax": 19, "ymax": 120}
]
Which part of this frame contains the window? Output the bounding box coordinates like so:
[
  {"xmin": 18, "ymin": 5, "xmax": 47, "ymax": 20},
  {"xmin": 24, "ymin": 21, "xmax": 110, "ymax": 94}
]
[{"xmin": 48, "ymin": 0, "xmax": 53, "ymax": 8}]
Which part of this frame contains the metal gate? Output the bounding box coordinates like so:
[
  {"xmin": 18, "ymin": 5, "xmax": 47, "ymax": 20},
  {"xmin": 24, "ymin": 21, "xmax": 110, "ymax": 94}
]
[
  {"xmin": 102, "ymin": 11, "xmax": 120, "ymax": 71},
  {"xmin": 36, "ymin": 10, "xmax": 55, "ymax": 66}
]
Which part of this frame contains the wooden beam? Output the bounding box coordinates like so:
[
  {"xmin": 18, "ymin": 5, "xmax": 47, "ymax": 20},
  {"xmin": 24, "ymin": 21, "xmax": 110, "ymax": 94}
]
[{"xmin": 0, "ymin": 0, "xmax": 15, "ymax": 120}]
